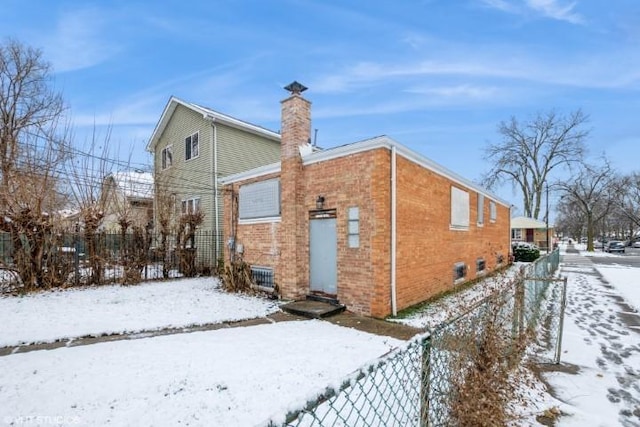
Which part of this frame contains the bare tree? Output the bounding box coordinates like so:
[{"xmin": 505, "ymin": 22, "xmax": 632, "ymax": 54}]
[
  {"xmin": 483, "ymin": 109, "xmax": 588, "ymax": 219},
  {"xmin": 556, "ymin": 160, "xmax": 616, "ymax": 251},
  {"xmin": 0, "ymin": 39, "xmax": 72, "ymax": 290},
  {"xmin": 616, "ymin": 172, "xmax": 640, "ymax": 230},
  {"xmin": 554, "ymin": 196, "xmax": 586, "ymax": 241},
  {"xmin": 66, "ymin": 133, "xmax": 112, "ymax": 285}
]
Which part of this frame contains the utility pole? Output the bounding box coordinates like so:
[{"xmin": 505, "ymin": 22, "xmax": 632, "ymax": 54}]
[{"xmin": 546, "ymin": 183, "xmax": 550, "ymax": 252}]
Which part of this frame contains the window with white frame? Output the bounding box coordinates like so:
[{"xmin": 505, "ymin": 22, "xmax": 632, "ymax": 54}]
[
  {"xmin": 477, "ymin": 193, "xmax": 485, "ymax": 226},
  {"xmin": 490, "ymin": 201, "xmax": 497, "ymax": 222},
  {"xmin": 239, "ymin": 179, "xmax": 280, "ymax": 220},
  {"xmin": 347, "ymin": 206, "xmax": 360, "ymax": 248},
  {"xmin": 451, "ymin": 186, "xmax": 470, "ymax": 230},
  {"xmin": 511, "ymin": 229, "xmax": 522, "ymax": 240},
  {"xmin": 181, "ymin": 197, "xmax": 200, "ymax": 214},
  {"xmin": 185, "ymin": 132, "xmax": 199, "ymax": 161},
  {"xmin": 161, "ymin": 145, "xmax": 173, "ymax": 169}
]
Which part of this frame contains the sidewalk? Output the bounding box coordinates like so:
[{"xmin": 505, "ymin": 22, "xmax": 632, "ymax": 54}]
[{"xmin": 537, "ymin": 244, "xmax": 640, "ymax": 426}]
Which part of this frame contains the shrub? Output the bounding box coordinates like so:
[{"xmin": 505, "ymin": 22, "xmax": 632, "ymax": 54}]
[{"xmin": 513, "ymin": 245, "xmax": 540, "ymax": 262}]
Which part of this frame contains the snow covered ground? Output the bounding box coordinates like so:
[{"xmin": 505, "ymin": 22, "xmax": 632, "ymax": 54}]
[
  {"xmin": 1, "ymin": 248, "xmax": 638, "ymax": 426},
  {"xmin": 527, "ymin": 246, "xmax": 640, "ymax": 426},
  {"xmin": 0, "ymin": 321, "xmax": 402, "ymax": 426},
  {"xmin": 0, "ymin": 278, "xmax": 280, "ymax": 347}
]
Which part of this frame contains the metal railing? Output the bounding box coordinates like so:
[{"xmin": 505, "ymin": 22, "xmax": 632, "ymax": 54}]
[
  {"xmin": 0, "ymin": 230, "xmax": 220, "ymax": 289},
  {"xmin": 264, "ymin": 250, "xmax": 566, "ymax": 426}
]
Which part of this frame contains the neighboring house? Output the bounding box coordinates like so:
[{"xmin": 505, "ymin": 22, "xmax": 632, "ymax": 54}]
[
  {"xmin": 220, "ymin": 82, "xmax": 511, "ymax": 318},
  {"xmin": 510, "ymin": 216, "xmax": 554, "ymax": 249},
  {"xmin": 146, "ymin": 96, "xmax": 281, "ymax": 265},
  {"xmin": 101, "ymin": 171, "xmax": 154, "ymax": 232}
]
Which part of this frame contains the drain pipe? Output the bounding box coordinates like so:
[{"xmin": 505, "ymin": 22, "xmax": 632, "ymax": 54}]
[
  {"xmin": 391, "ymin": 144, "xmax": 398, "ymax": 316},
  {"xmin": 208, "ymin": 117, "xmax": 220, "ymax": 264}
]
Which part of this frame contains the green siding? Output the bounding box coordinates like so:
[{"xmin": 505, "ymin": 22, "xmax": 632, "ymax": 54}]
[{"xmin": 153, "ymin": 102, "xmax": 281, "ymax": 265}]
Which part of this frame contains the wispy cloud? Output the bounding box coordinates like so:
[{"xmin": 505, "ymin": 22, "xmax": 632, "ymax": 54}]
[
  {"xmin": 311, "ymin": 47, "xmax": 640, "ymax": 97},
  {"xmin": 43, "ymin": 7, "xmax": 121, "ymax": 72},
  {"xmin": 526, "ymin": 0, "xmax": 584, "ymax": 24},
  {"xmin": 405, "ymin": 84, "xmax": 499, "ymax": 99},
  {"xmin": 480, "ymin": 0, "xmax": 518, "ymax": 13},
  {"xmin": 480, "ymin": 0, "xmax": 584, "ymax": 24}
]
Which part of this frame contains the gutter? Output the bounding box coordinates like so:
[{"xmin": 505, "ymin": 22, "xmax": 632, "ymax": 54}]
[
  {"xmin": 207, "ymin": 117, "xmax": 220, "ymax": 264},
  {"xmin": 391, "ymin": 144, "xmax": 397, "ymax": 316}
]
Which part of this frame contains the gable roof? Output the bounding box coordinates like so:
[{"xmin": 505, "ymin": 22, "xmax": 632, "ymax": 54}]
[
  {"xmin": 107, "ymin": 171, "xmax": 154, "ymax": 200},
  {"xmin": 220, "ymin": 135, "xmax": 510, "ymax": 208},
  {"xmin": 146, "ymin": 96, "xmax": 281, "ymax": 152},
  {"xmin": 510, "ymin": 216, "xmax": 548, "ymax": 229}
]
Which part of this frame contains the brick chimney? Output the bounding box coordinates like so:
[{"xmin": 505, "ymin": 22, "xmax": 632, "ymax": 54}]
[{"xmin": 279, "ymin": 81, "xmax": 311, "ymax": 298}]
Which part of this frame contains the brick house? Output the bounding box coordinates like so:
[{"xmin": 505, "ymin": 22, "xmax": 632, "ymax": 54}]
[
  {"xmin": 220, "ymin": 82, "xmax": 511, "ymax": 318},
  {"xmin": 510, "ymin": 216, "xmax": 554, "ymax": 249}
]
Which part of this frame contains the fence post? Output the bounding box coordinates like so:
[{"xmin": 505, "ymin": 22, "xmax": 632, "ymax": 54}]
[
  {"xmin": 420, "ymin": 336, "xmax": 431, "ymax": 427},
  {"xmin": 554, "ymin": 277, "xmax": 568, "ymax": 364},
  {"xmin": 74, "ymin": 228, "xmax": 80, "ymax": 287}
]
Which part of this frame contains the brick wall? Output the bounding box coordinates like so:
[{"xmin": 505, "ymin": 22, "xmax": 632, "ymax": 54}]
[
  {"xmin": 392, "ymin": 155, "xmax": 511, "ymax": 314},
  {"xmin": 223, "ymin": 147, "xmax": 511, "ymax": 318}
]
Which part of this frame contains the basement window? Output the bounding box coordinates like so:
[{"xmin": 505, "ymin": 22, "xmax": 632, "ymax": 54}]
[
  {"xmin": 347, "ymin": 206, "xmax": 360, "ymax": 248},
  {"xmin": 476, "ymin": 258, "xmax": 486, "ymax": 274},
  {"xmin": 251, "ymin": 266, "xmax": 275, "ymax": 290},
  {"xmin": 185, "ymin": 132, "xmax": 199, "ymax": 161},
  {"xmin": 453, "ymin": 262, "xmax": 467, "ymax": 283}
]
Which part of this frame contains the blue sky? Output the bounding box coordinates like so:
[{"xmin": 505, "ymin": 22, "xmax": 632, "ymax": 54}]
[{"xmin": 2, "ymin": 0, "xmax": 639, "ymax": 212}]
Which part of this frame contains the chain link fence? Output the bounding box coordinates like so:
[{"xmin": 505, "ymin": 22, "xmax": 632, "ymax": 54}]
[{"xmin": 264, "ymin": 250, "xmax": 567, "ymax": 426}]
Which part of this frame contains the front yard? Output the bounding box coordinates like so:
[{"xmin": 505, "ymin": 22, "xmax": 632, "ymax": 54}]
[{"xmin": 0, "ymin": 278, "xmax": 280, "ymax": 347}]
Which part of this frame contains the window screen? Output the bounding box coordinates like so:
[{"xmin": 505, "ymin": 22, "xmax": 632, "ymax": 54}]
[
  {"xmin": 451, "ymin": 187, "xmax": 470, "ymax": 229},
  {"xmin": 239, "ymin": 179, "xmax": 281, "ymax": 219}
]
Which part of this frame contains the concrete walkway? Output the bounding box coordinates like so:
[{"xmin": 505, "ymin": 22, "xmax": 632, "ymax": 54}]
[{"xmin": 0, "ymin": 306, "xmax": 420, "ymax": 357}]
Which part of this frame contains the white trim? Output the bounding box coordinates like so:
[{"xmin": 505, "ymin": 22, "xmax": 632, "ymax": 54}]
[
  {"xmin": 147, "ymin": 96, "xmax": 280, "ymax": 152},
  {"xmin": 221, "ymin": 135, "xmax": 509, "ymax": 208},
  {"xmin": 239, "ymin": 216, "xmax": 281, "ymax": 225},
  {"xmin": 219, "ymin": 162, "xmax": 281, "ymax": 185}
]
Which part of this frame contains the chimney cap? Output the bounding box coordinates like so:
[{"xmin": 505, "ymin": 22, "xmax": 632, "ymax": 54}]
[{"xmin": 284, "ymin": 81, "xmax": 308, "ymax": 95}]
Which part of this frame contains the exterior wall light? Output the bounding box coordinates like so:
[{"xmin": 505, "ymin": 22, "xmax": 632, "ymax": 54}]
[{"xmin": 316, "ymin": 195, "xmax": 325, "ymax": 210}]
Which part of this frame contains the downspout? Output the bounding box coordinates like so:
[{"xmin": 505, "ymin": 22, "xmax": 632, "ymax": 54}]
[
  {"xmin": 391, "ymin": 144, "xmax": 398, "ymax": 316},
  {"xmin": 208, "ymin": 118, "xmax": 220, "ymax": 266}
]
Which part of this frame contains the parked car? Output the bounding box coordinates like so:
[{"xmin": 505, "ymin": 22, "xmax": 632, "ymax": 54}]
[
  {"xmin": 633, "ymin": 241, "xmax": 640, "ymax": 249},
  {"xmin": 605, "ymin": 241, "xmax": 625, "ymax": 253},
  {"xmin": 594, "ymin": 239, "xmax": 608, "ymax": 249}
]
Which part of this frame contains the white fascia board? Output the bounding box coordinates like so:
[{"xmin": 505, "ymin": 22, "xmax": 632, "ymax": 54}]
[
  {"xmin": 302, "ymin": 135, "xmax": 510, "ymax": 208},
  {"xmin": 146, "ymin": 96, "xmax": 181, "ymax": 152},
  {"xmin": 219, "ymin": 162, "xmax": 281, "ymax": 185},
  {"xmin": 146, "ymin": 97, "xmax": 281, "ymax": 153}
]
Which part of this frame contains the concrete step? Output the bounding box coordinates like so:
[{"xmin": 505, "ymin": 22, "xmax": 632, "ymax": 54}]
[{"xmin": 281, "ymin": 299, "xmax": 346, "ymax": 319}]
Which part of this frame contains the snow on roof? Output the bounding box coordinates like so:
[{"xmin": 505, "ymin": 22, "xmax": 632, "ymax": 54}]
[
  {"xmin": 110, "ymin": 171, "xmax": 153, "ymax": 199},
  {"xmin": 510, "ymin": 216, "xmax": 548, "ymax": 229}
]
